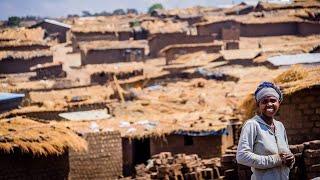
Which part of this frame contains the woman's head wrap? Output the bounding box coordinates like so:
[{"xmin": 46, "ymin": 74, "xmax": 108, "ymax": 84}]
[{"xmin": 254, "ymin": 81, "xmax": 283, "ymax": 103}]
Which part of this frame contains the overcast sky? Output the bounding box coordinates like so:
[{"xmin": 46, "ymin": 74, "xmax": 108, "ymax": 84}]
[{"xmin": 0, "ymin": 0, "xmax": 248, "ymax": 20}]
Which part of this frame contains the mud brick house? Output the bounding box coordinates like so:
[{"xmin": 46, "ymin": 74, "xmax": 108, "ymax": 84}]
[
  {"xmin": 141, "ymin": 19, "xmax": 217, "ymax": 57},
  {"xmin": 196, "ymin": 16, "xmax": 320, "ymax": 38},
  {"xmin": 84, "ymin": 62, "xmax": 144, "ymax": 84},
  {"xmin": 0, "ymin": 117, "xmax": 87, "ymax": 179},
  {"xmin": 122, "ymin": 124, "xmax": 234, "ymax": 176},
  {"xmin": 71, "ymin": 24, "xmax": 133, "ymax": 52},
  {"xmin": 241, "ymin": 65, "xmax": 320, "ymax": 144},
  {"xmin": 160, "ymin": 42, "xmax": 222, "ymax": 64},
  {"xmin": 144, "ymin": 20, "xmax": 216, "ymax": 57},
  {"xmin": 80, "ymin": 40, "xmax": 146, "ymax": 65},
  {"xmin": 0, "ymin": 40, "xmax": 50, "ymax": 51},
  {"xmin": 0, "ymin": 50, "xmax": 53, "ymax": 74},
  {"xmin": 0, "ymin": 92, "xmax": 24, "ymax": 113},
  {"xmin": 30, "ymin": 62, "xmax": 66, "ymax": 80},
  {"xmin": 31, "ymin": 19, "xmax": 71, "ymax": 43}
]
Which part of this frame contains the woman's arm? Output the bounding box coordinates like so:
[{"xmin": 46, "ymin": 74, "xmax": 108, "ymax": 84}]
[{"xmin": 236, "ymin": 121, "xmax": 283, "ymax": 169}]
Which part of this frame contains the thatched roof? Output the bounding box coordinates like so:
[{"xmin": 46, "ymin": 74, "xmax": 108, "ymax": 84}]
[
  {"xmin": 256, "ymin": 1, "xmax": 320, "ymax": 11},
  {"xmin": 0, "ymin": 50, "xmax": 52, "ymax": 61},
  {"xmin": 0, "ymin": 40, "xmax": 50, "ymax": 48},
  {"xmin": 0, "ymin": 117, "xmax": 87, "ymax": 155},
  {"xmin": 239, "ymin": 65, "xmax": 320, "ymax": 120},
  {"xmin": 140, "ymin": 20, "xmax": 189, "ymax": 34},
  {"xmin": 79, "ymin": 40, "xmax": 147, "ymax": 54},
  {"xmin": 0, "ymin": 27, "xmax": 44, "ymax": 41}
]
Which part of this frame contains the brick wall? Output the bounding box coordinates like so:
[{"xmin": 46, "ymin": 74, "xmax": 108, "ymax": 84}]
[
  {"xmin": 81, "ymin": 48, "xmax": 144, "ymax": 65},
  {"xmin": 196, "ymin": 20, "xmax": 240, "ymax": 38},
  {"xmin": 148, "ymin": 33, "xmax": 214, "ymax": 57},
  {"xmin": 0, "ymin": 56, "xmax": 53, "ymax": 74},
  {"xmin": 240, "ymin": 22, "xmax": 298, "ymax": 37},
  {"xmin": 297, "ymin": 21, "xmax": 320, "ymax": 36},
  {"xmin": 0, "ymin": 149, "xmax": 69, "ymax": 179},
  {"xmin": 221, "ymin": 27, "xmax": 240, "ymax": 41},
  {"xmin": 276, "ymin": 86, "xmax": 320, "ymax": 144},
  {"xmin": 69, "ymin": 131, "xmax": 122, "ymax": 179},
  {"xmin": 164, "ymin": 44, "xmax": 222, "ymax": 64},
  {"xmin": 72, "ymin": 32, "xmax": 132, "ymax": 52}
]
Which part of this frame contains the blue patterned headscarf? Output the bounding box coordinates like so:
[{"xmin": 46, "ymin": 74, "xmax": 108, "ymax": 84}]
[{"xmin": 254, "ymin": 81, "xmax": 283, "ymax": 103}]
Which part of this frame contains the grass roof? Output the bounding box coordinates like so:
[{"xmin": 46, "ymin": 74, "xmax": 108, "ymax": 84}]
[
  {"xmin": 0, "ymin": 117, "xmax": 87, "ymax": 155},
  {"xmin": 0, "ymin": 50, "xmax": 52, "ymax": 61}
]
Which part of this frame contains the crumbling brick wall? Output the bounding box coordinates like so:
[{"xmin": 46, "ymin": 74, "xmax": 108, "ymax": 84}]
[
  {"xmin": 148, "ymin": 33, "xmax": 214, "ymax": 57},
  {"xmin": 0, "ymin": 150, "xmax": 69, "ymax": 179},
  {"xmin": 69, "ymin": 131, "xmax": 122, "ymax": 179},
  {"xmin": 276, "ymin": 86, "xmax": 320, "ymax": 144},
  {"xmin": 164, "ymin": 44, "xmax": 222, "ymax": 64}
]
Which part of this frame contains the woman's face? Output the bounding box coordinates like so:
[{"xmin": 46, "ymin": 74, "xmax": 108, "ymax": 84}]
[{"xmin": 258, "ymin": 96, "xmax": 280, "ymax": 118}]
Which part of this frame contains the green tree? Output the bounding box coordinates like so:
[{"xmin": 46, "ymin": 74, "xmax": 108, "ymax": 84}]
[
  {"xmin": 7, "ymin": 16, "xmax": 21, "ymax": 27},
  {"xmin": 148, "ymin": 3, "xmax": 164, "ymax": 14}
]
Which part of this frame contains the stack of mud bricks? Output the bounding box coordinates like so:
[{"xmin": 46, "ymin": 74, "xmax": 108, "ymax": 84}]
[
  {"xmin": 69, "ymin": 131, "xmax": 122, "ymax": 179},
  {"xmin": 303, "ymin": 140, "xmax": 320, "ymax": 179},
  {"xmin": 135, "ymin": 152, "xmax": 223, "ymax": 180},
  {"xmin": 219, "ymin": 146, "xmax": 252, "ymax": 180},
  {"xmin": 288, "ymin": 143, "xmax": 304, "ymax": 180}
]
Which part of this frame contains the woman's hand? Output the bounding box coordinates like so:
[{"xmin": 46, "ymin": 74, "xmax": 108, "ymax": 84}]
[{"xmin": 279, "ymin": 153, "xmax": 295, "ymax": 167}]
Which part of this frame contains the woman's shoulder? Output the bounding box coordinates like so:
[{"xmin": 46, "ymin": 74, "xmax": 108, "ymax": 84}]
[{"xmin": 243, "ymin": 116, "xmax": 260, "ymax": 127}]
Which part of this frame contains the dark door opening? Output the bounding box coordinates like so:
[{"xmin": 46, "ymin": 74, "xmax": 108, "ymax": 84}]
[{"xmin": 132, "ymin": 138, "xmax": 150, "ymax": 165}]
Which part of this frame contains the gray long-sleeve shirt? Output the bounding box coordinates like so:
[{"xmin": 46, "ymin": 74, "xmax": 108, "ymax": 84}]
[{"xmin": 236, "ymin": 115, "xmax": 292, "ymax": 180}]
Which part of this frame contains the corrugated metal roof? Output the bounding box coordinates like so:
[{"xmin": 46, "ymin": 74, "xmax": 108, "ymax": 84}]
[
  {"xmin": 267, "ymin": 53, "xmax": 320, "ymax": 66},
  {"xmin": 0, "ymin": 93, "xmax": 25, "ymax": 102},
  {"xmin": 43, "ymin": 19, "xmax": 71, "ymax": 29},
  {"xmin": 59, "ymin": 109, "xmax": 111, "ymax": 121}
]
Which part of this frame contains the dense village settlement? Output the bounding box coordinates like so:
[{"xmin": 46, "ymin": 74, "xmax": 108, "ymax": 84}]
[{"xmin": 0, "ymin": 1, "xmax": 320, "ymax": 179}]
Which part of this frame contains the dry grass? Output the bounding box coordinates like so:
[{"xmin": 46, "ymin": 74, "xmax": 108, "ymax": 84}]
[
  {"xmin": 0, "ymin": 117, "xmax": 87, "ymax": 155},
  {"xmin": 0, "ymin": 27, "xmax": 44, "ymax": 41},
  {"xmin": 140, "ymin": 20, "xmax": 189, "ymax": 34},
  {"xmin": 239, "ymin": 65, "xmax": 320, "ymax": 121},
  {"xmin": 79, "ymin": 40, "xmax": 147, "ymax": 53},
  {"xmin": 0, "ymin": 50, "xmax": 52, "ymax": 61},
  {"xmin": 0, "ymin": 40, "xmax": 49, "ymax": 48},
  {"xmin": 274, "ymin": 65, "xmax": 308, "ymax": 84}
]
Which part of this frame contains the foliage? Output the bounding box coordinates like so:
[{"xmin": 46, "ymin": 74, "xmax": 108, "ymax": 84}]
[{"xmin": 148, "ymin": 3, "xmax": 164, "ymax": 14}]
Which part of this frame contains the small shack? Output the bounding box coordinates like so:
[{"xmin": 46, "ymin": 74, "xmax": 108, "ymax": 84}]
[
  {"xmin": 0, "ymin": 117, "xmax": 87, "ymax": 179},
  {"xmin": 80, "ymin": 40, "xmax": 146, "ymax": 65},
  {"xmin": 71, "ymin": 24, "xmax": 133, "ymax": 52},
  {"xmin": 31, "ymin": 19, "xmax": 71, "ymax": 43},
  {"xmin": 0, "ymin": 50, "xmax": 53, "ymax": 74}
]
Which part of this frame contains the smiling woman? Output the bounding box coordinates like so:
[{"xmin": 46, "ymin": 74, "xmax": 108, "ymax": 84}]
[{"xmin": 236, "ymin": 81, "xmax": 295, "ymax": 180}]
